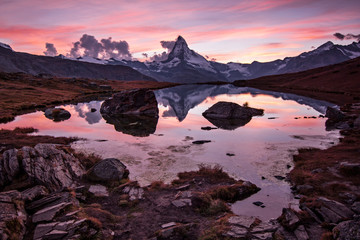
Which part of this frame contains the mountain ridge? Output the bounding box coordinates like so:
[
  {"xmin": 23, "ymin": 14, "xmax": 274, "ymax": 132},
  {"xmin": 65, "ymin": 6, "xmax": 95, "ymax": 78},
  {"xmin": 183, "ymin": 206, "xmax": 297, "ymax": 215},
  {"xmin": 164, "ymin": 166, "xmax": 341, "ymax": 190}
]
[{"xmin": 1, "ymin": 37, "xmax": 359, "ymax": 83}]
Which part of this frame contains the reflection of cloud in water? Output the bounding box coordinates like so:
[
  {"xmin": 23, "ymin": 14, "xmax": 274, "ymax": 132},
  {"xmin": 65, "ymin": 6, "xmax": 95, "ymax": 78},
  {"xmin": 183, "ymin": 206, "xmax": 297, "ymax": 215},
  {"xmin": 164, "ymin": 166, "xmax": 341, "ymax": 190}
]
[
  {"xmin": 74, "ymin": 101, "xmax": 102, "ymax": 124},
  {"xmin": 155, "ymin": 84, "xmax": 337, "ymax": 122}
]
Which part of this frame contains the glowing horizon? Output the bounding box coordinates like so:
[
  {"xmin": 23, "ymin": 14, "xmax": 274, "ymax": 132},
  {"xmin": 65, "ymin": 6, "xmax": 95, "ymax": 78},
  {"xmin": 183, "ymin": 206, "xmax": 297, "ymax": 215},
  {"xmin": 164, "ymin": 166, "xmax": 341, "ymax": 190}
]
[{"xmin": 1, "ymin": 0, "xmax": 359, "ymax": 63}]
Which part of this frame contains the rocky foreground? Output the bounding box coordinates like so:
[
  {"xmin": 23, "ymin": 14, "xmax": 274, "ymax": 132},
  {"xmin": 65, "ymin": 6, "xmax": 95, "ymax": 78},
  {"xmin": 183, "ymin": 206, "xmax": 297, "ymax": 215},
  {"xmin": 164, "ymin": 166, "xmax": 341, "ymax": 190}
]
[{"xmin": 0, "ymin": 122, "xmax": 359, "ymax": 240}]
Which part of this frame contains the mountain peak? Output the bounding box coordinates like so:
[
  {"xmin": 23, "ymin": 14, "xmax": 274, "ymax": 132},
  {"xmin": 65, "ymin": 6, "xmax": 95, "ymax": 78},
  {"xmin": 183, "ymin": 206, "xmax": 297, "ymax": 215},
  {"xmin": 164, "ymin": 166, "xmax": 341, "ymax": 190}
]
[
  {"xmin": 166, "ymin": 36, "xmax": 191, "ymax": 61},
  {"xmin": 0, "ymin": 42, "xmax": 13, "ymax": 51},
  {"xmin": 176, "ymin": 35, "xmax": 186, "ymax": 43},
  {"xmin": 317, "ymin": 41, "xmax": 334, "ymax": 51}
]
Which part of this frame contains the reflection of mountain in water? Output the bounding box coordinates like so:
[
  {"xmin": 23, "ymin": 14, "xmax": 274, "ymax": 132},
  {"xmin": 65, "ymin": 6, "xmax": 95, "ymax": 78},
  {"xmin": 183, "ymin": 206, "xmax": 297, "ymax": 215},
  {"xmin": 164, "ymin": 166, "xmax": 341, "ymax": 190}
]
[
  {"xmin": 155, "ymin": 84, "xmax": 337, "ymax": 122},
  {"xmin": 74, "ymin": 101, "xmax": 102, "ymax": 124}
]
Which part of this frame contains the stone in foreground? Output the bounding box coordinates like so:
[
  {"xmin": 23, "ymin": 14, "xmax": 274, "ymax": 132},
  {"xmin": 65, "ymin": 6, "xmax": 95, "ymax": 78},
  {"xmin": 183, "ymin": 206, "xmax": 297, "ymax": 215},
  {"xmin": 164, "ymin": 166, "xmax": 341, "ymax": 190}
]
[{"xmin": 87, "ymin": 158, "xmax": 129, "ymax": 183}]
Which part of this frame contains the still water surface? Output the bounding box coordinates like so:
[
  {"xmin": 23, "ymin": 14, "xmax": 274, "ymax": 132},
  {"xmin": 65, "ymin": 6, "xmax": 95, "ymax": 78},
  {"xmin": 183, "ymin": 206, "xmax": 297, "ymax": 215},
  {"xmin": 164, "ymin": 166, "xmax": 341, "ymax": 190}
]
[{"xmin": 0, "ymin": 84, "xmax": 339, "ymax": 220}]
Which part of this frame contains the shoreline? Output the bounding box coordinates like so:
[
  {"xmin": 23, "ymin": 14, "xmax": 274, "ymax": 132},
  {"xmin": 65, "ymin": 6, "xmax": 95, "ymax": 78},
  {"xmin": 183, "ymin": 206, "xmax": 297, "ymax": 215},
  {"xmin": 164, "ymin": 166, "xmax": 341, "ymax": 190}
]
[{"xmin": 1, "ymin": 57, "xmax": 359, "ymax": 238}]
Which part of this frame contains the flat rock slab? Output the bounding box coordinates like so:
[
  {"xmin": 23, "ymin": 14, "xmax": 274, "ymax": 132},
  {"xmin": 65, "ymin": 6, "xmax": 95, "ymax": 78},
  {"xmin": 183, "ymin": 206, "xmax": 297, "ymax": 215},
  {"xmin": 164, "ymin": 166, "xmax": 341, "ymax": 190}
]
[
  {"xmin": 89, "ymin": 185, "xmax": 109, "ymax": 197},
  {"xmin": 228, "ymin": 215, "xmax": 256, "ymax": 229},
  {"xmin": 33, "ymin": 202, "xmax": 72, "ymax": 223},
  {"xmin": 161, "ymin": 222, "xmax": 177, "ymax": 229}
]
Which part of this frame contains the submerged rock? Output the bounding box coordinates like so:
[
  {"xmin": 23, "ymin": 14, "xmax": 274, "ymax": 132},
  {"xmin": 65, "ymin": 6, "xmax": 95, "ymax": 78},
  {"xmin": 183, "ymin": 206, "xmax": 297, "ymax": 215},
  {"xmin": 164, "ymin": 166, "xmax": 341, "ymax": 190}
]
[
  {"xmin": 100, "ymin": 88, "xmax": 159, "ymax": 117},
  {"xmin": 202, "ymin": 101, "xmax": 263, "ymax": 130},
  {"xmin": 45, "ymin": 108, "xmax": 71, "ymax": 122},
  {"xmin": 87, "ymin": 158, "xmax": 129, "ymax": 183}
]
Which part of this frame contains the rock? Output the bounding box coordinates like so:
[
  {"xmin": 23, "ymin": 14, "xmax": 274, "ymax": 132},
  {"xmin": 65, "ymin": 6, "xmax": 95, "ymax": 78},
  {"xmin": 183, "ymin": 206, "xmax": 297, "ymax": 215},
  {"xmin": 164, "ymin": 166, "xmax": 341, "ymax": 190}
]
[
  {"xmin": 339, "ymin": 162, "xmax": 360, "ymax": 175},
  {"xmin": 122, "ymin": 186, "xmax": 144, "ymax": 201},
  {"xmin": 87, "ymin": 158, "xmax": 129, "ymax": 183},
  {"xmin": 21, "ymin": 144, "xmax": 85, "ymax": 191},
  {"xmin": 0, "ymin": 148, "xmax": 20, "ymax": 187},
  {"xmin": 202, "ymin": 101, "xmax": 264, "ymax": 130},
  {"xmin": 278, "ymin": 208, "xmax": 300, "ymax": 231},
  {"xmin": 102, "ymin": 114, "xmax": 158, "ymax": 137},
  {"xmin": 252, "ymin": 232, "xmax": 273, "ymax": 240},
  {"xmin": 354, "ymin": 115, "xmax": 360, "ymax": 128},
  {"xmin": 251, "ymin": 220, "xmax": 279, "ymax": 233},
  {"xmin": 294, "ymin": 225, "xmax": 309, "ymax": 240},
  {"xmin": 316, "ymin": 197, "xmax": 354, "ymax": 223},
  {"xmin": 88, "ymin": 185, "xmax": 109, "ymax": 197},
  {"xmin": 161, "ymin": 222, "xmax": 177, "ymax": 229},
  {"xmin": 226, "ymin": 153, "xmax": 235, "ymax": 156},
  {"xmin": 201, "ymin": 126, "xmax": 217, "ymax": 131},
  {"xmin": 0, "ymin": 190, "xmax": 27, "ymax": 240},
  {"xmin": 26, "ymin": 191, "xmax": 78, "ymax": 213},
  {"xmin": 33, "ymin": 202, "xmax": 72, "ymax": 223},
  {"xmin": 236, "ymin": 181, "xmax": 261, "ymax": 200},
  {"xmin": 21, "ymin": 185, "xmax": 49, "ymax": 201},
  {"xmin": 45, "ymin": 108, "xmax": 71, "ymax": 122},
  {"xmin": 100, "ymin": 88, "xmax": 159, "ymax": 117},
  {"xmin": 296, "ymin": 185, "xmax": 314, "ymax": 194},
  {"xmin": 274, "ymin": 175, "xmax": 286, "ymax": 180},
  {"xmin": 33, "ymin": 218, "xmax": 94, "ymax": 240},
  {"xmin": 325, "ymin": 107, "xmax": 347, "ymax": 130},
  {"xmin": 224, "ymin": 225, "xmax": 248, "ymax": 239},
  {"xmin": 175, "ymin": 184, "xmax": 190, "ymax": 191},
  {"xmin": 228, "ymin": 215, "xmax": 256, "ymax": 228},
  {"xmin": 333, "ymin": 219, "xmax": 360, "ymax": 240},
  {"xmin": 351, "ymin": 202, "xmax": 360, "ymax": 214},
  {"xmin": 325, "ymin": 107, "xmax": 345, "ymax": 122},
  {"xmin": 253, "ymin": 201, "xmax": 264, "ymax": 207},
  {"xmin": 44, "ymin": 229, "xmax": 68, "ymax": 239},
  {"xmin": 156, "ymin": 223, "xmax": 195, "ymax": 239},
  {"xmin": 99, "ymin": 84, "xmax": 112, "ymax": 90},
  {"xmin": 172, "ymin": 199, "xmax": 192, "ymax": 208},
  {"xmin": 192, "ymin": 140, "xmax": 211, "ymax": 145},
  {"xmin": 274, "ymin": 226, "xmax": 298, "ymax": 240},
  {"xmin": 34, "ymin": 222, "xmax": 59, "ymax": 239}
]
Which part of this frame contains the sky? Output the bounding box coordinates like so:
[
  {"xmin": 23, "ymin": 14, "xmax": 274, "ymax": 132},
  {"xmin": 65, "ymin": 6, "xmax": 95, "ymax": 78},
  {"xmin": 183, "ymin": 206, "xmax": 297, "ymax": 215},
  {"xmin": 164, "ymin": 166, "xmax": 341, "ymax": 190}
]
[{"xmin": 1, "ymin": 0, "xmax": 360, "ymax": 63}]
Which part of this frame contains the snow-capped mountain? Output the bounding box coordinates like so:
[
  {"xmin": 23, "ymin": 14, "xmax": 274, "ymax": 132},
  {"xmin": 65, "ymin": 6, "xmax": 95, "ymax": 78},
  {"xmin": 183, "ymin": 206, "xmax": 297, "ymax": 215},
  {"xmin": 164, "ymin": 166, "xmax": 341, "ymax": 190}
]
[
  {"xmin": 93, "ymin": 36, "xmax": 360, "ymax": 83},
  {"xmin": 0, "ymin": 42, "xmax": 12, "ymax": 51},
  {"xmin": 1, "ymin": 37, "xmax": 359, "ymax": 83}
]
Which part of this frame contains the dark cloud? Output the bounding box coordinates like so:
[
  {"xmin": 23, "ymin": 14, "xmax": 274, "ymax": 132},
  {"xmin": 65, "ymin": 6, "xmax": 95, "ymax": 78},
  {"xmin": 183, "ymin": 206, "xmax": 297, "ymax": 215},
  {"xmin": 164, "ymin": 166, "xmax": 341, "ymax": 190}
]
[
  {"xmin": 148, "ymin": 39, "xmax": 176, "ymax": 62},
  {"xmin": 334, "ymin": 32, "xmax": 360, "ymax": 41},
  {"xmin": 100, "ymin": 37, "xmax": 131, "ymax": 59},
  {"xmin": 160, "ymin": 40, "xmax": 175, "ymax": 51},
  {"xmin": 149, "ymin": 51, "xmax": 168, "ymax": 61},
  {"xmin": 142, "ymin": 53, "xmax": 148, "ymax": 58},
  {"xmin": 43, "ymin": 43, "xmax": 58, "ymax": 56},
  {"xmin": 69, "ymin": 41, "xmax": 81, "ymax": 58},
  {"xmin": 67, "ymin": 34, "xmax": 132, "ymax": 59}
]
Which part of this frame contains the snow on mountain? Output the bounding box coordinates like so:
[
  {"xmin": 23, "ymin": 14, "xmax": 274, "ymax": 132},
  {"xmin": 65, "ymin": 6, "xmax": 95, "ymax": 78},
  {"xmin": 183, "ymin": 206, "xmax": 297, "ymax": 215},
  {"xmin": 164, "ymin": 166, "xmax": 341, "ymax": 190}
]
[
  {"xmin": 38, "ymin": 37, "xmax": 360, "ymax": 84},
  {"xmin": 0, "ymin": 42, "xmax": 13, "ymax": 51},
  {"xmin": 75, "ymin": 56, "xmax": 107, "ymax": 64},
  {"xmin": 164, "ymin": 36, "xmax": 217, "ymax": 73}
]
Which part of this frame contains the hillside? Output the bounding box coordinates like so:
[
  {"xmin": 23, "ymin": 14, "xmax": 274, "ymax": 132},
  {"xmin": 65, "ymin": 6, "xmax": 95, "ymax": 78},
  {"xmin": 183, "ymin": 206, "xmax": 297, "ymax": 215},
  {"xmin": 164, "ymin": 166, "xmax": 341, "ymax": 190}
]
[
  {"xmin": 234, "ymin": 57, "xmax": 360, "ymax": 105},
  {"xmin": 0, "ymin": 46, "xmax": 155, "ymax": 81}
]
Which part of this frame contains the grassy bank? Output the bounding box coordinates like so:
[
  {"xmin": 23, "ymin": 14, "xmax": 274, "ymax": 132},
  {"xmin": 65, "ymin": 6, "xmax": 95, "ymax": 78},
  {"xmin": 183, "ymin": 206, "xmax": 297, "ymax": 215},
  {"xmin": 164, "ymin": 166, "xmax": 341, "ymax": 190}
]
[{"xmin": 0, "ymin": 72, "xmax": 177, "ymax": 123}]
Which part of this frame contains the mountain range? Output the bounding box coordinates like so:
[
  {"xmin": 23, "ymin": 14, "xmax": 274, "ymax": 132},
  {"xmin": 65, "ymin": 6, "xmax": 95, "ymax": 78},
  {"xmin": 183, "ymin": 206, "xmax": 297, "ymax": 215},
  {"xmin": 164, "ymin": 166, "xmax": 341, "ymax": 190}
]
[
  {"xmin": 0, "ymin": 44, "xmax": 154, "ymax": 81},
  {"xmin": 1, "ymin": 37, "xmax": 359, "ymax": 83}
]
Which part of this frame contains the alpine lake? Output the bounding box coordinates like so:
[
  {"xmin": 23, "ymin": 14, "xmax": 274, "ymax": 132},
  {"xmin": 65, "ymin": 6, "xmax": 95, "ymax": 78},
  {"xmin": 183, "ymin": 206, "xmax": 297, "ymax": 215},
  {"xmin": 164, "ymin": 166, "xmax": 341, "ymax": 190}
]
[{"xmin": 0, "ymin": 84, "xmax": 340, "ymax": 220}]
